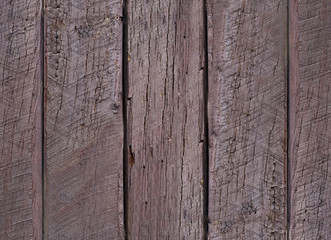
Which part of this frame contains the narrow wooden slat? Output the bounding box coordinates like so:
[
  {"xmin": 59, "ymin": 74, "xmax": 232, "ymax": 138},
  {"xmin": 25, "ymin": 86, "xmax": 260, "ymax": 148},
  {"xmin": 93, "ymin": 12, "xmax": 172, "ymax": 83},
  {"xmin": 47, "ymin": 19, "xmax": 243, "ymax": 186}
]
[
  {"xmin": 0, "ymin": 0, "xmax": 42, "ymax": 239},
  {"xmin": 127, "ymin": 0, "xmax": 205, "ymax": 238},
  {"xmin": 289, "ymin": 0, "xmax": 331, "ymax": 238},
  {"xmin": 45, "ymin": 0, "xmax": 124, "ymax": 239},
  {"xmin": 207, "ymin": 0, "xmax": 287, "ymax": 238}
]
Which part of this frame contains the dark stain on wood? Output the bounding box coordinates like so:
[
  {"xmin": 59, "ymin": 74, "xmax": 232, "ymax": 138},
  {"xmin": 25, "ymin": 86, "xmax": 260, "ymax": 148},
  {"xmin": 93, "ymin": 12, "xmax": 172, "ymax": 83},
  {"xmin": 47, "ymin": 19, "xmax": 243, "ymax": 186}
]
[{"xmin": 129, "ymin": 145, "xmax": 135, "ymax": 167}]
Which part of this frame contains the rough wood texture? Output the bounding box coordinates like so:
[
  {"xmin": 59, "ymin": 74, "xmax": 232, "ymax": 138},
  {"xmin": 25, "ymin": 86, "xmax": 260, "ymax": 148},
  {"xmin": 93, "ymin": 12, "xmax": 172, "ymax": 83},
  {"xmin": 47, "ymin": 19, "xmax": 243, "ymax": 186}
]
[
  {"xmin": 289, "ymin": 0, "xmax": 331, "ymax": 238},
  {"xmin": 127, "ymin": 0, "xmax": 205, "ymax": 238},
  {"xmin": 45, "ymin": 0, "xmax": 124, "ymax": 239},
  {"xmin": 0, "ymin": 0, "xmax": 42, "ymax": 239},
  {"xmin": 207, "ymin": 0, "xmax": 287, "ymax": 239}
]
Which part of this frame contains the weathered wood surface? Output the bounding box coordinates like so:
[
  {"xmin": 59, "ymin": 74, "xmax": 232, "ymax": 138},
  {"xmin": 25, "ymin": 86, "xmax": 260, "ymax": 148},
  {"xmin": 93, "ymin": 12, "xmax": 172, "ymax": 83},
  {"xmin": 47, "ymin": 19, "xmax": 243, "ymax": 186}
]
[
  {"xmin": 289, "ymin": 0, "xmax": 331, "ymax": 239},
  {"xmin": 126, "ymin": 0, "xmax": 206, "ymax": 238},
  {"xmin": 207, "ymin": 0, "xmax": 287, "ymax": 239},
  {"xmin": 45, "ymin": 0, "xmax": 124, "ymax": 239},
  {"xmin": 1, "ymin": 0, "xmax": 331, "ymax": 238},
  {"xmin": 0, "ymin": 0, "xmax": 43, "ymax": 239}
]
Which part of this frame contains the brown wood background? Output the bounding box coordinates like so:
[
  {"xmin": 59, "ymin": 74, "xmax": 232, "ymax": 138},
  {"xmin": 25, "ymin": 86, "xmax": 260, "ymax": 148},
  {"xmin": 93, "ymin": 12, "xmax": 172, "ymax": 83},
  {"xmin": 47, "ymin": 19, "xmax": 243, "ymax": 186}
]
[{"xmin": 0, "ymin": 0, "xmax": 330, "ymax": 239}]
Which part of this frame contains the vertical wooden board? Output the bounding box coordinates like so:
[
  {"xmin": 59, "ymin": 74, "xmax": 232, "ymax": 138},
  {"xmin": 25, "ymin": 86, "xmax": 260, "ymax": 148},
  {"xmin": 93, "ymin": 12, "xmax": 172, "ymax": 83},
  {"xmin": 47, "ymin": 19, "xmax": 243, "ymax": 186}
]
[
  {"xmin": 207, "ymin": 0, "xmax": 287, "ymax": 239},
  {"xmin": 45, "ymin": 0, "xmax": 124, "ymax": 239},
  {"xmin": 127, "ymin": 0, "xmax": 205, "ymax": 238},
  {"xmin": 0, "ymin": 0, "xmax": 42, "ymax": 239},
  {"xmin": 289, "ymin": 0, "xmax": 331, "ymax": 238}
]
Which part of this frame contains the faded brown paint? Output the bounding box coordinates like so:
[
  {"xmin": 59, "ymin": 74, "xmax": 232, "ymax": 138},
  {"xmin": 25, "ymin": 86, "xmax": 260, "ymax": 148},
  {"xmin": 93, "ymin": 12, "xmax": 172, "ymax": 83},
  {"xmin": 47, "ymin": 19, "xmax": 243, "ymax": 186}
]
[
  {"xmin": 126, "ymin": 0, "xmax": 206, "ymax": 238},
  {"xmin": 289, "ymin": 0, "xmax": 331, "ymax": 238},
  {"xmin": 0, "ymin": 0, "xmax": 43, "ymax": 239},
  {"xmin": 207, "ymin": 0, "xmax": 287, "ymax": 239},
  {"xmin": 44, "ymin": 0, "xmax": 124, "ymax": 239}
]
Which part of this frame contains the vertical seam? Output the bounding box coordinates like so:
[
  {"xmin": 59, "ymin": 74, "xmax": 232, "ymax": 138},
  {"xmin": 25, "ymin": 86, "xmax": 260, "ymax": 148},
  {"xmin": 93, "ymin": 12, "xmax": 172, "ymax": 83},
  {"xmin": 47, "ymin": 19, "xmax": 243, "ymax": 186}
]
[
  {"xmin": 40, "ymin": 0, "xmax": 46, "ymax": 238},
  {"xmin": 203, "ymin": 0, "xmax": 209, "ymax": 239},
  {"xmin": 286, "ymin": 0, "xmax": 291, "ymax": 238},
  {"xmin": 122, "ymin": 0, "xmax": 129, "ymax": 239}
]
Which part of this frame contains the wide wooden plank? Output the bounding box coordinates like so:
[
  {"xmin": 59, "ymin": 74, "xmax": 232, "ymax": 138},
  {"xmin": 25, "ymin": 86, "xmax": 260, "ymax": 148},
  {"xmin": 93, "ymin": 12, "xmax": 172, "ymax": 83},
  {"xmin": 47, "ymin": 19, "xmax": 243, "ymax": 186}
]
[
  {"xmin": 45, "ymin": 0, "xmax": 124, "ymax": 239},
  {"xmin": 0, "ymin": 0, "xmax": 42, "ymax": 239},
  {"xmin": 289, "ymin": 0, "xmax": 331, "ymax": 238},
  {"xmin": 207, "ymin": 0, "xmax": 287, "ymax": 239},
  {"xmin": 126, "ymin": 0, "xmax": 205, "ymax": 238}
]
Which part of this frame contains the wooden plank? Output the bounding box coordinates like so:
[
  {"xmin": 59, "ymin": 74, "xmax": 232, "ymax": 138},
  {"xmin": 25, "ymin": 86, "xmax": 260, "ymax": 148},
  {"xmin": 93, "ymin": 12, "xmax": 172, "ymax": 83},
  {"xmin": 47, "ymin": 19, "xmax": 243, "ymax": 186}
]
[
  {"xmin": 0, "ymin": 0, "xmax": 42, "ymax": 239},
  {"xmin": 45, "ymin": 0, "xmax": 124, "ymax": 239},
  {"xmin": 289, "ymin": 0, "xmax": 331, "ymax": 238},
  {"xmin": 207, "ymin": 0, "xmax": 287, "ymax": 238},
  {"xmin": 126, "ymin": 0, "xmax": 205, "ymax": 238}
]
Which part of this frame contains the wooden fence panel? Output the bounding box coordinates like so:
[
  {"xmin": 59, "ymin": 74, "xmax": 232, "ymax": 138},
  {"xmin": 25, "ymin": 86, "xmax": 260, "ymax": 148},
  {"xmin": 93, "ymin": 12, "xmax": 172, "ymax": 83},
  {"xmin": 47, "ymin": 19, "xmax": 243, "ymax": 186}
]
[
  {"xmin": 289, "ymin": 0, "xmax": 331, "ymax": 238},
  {"xmin": 126, "ymin": 0, "xmax": 206, "ymax": 238},
  {"xmin": 1, "ymin": 0, "xmax": 330, "ymax": 239},
  {"xmin": 207, "ymin": 0, "xmax": 287, "ymax": 239},
  {"xmin": 0, "ymin": 1, "xmax": 42, "ymax": 239},
  {"xmin": 44, "ymin": 0, "xmax": 124, "ymax": 239}
]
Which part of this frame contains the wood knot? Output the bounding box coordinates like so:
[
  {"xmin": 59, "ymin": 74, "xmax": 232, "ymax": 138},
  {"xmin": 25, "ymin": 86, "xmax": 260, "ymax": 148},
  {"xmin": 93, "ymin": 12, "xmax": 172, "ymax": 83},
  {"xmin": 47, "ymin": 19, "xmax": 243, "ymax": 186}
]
[{"xmin": 111, "ymin": 103, "xmax": 120, "ymax": 114}]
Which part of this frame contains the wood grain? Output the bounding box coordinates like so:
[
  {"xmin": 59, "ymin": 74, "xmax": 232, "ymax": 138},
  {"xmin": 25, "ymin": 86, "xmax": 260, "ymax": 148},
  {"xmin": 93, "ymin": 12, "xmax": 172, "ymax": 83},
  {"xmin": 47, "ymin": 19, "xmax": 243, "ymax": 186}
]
[
  {"xmin": 45, "ymin": 0, "xmax": 124, "ymax": 239},
  {"xmin": 289, "ymin": 0, "xmax": 331, "ymax": 238},
  {"xmin": 207, "ymin": 0, "xmax": 287, "ymax": 239},
  {"xmin": 126, "ymin": 0, "xmax": 206, "ymax": 238},
  {"xmin": 0, "ymin": 0, "xmax": 43, "ymax": 239}
]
